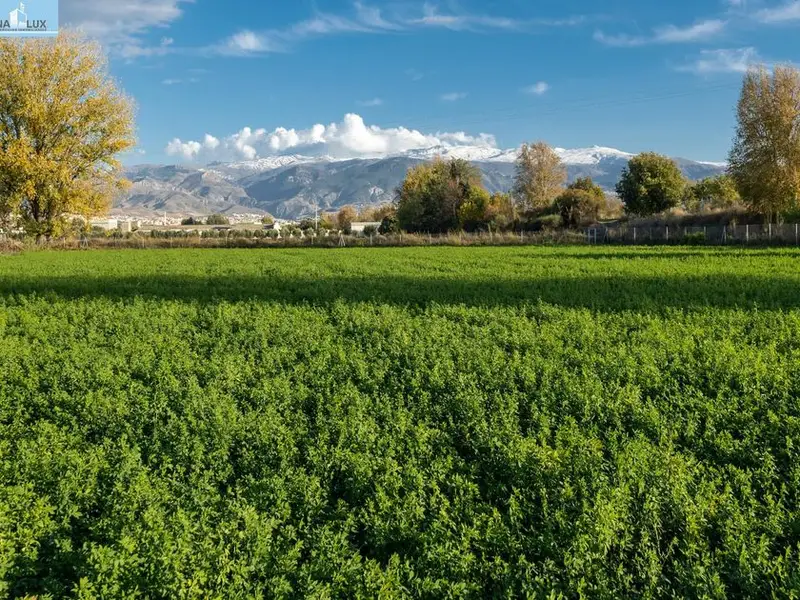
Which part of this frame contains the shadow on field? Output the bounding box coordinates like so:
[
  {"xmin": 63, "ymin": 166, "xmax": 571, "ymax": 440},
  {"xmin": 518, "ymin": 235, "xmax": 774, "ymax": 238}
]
[{"xmin": 0, "ymin": 272, "xmax": 798, "ymax": 311}]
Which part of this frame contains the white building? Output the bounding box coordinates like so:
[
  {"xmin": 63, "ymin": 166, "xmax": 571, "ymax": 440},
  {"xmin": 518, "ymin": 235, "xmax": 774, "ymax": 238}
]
[
  {"xmin": 9, "ymin": 3, "xmax": 26, "ymax": 29},
  {"xmin": 90, "ymin": 218, "xmax": 118, "ymax": 231},
  {"xmin": 350, "ymin": 222, "xmax": 382, "ymax": 234}
]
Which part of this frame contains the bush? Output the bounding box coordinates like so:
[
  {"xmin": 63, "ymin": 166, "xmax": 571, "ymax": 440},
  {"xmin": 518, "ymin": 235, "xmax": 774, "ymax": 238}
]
[
  {"xmin": 206, "ymin": 214, "xmax": 230, "ymax": 226},
  {"xmin": 555, "ymin": 187, "xmax": 605, "ymax": 228},
  {"xmin": 363, "ymin": 225, "xmax": 378, "ymax": 236},
  {"xmin": 379, "ymin": 215, "xmax": 400, "ymax": 235},
  {"xmin": 684, "ymin": 231, "xmax": 707, "ymax": 245}
]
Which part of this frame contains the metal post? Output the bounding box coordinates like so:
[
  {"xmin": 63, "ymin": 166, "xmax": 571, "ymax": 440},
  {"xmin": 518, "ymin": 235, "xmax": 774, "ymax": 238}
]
[
  {"xmin": 769, "ymin": 223, "xmax": 772, "ymax": 240},
  {"xmin": 746, "ymin": 224, "xmax": 750, "ymax": 243},
  {"xmin": 666, "ymin": 226, "xmax": 669, "ymax": 242},
  {"xmin": 633, "ymin": 227, "xmax": 636, "ymax": 243},
  {"xmin": 796, "ymin": 223, "xmax": 798, "ymax": 246}
]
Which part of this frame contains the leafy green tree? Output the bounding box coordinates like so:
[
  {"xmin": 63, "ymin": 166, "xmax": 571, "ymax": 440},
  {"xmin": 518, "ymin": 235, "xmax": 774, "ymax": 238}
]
[
  {"xmin": 691, "ymin": 174, "xmax": 741, "ymax": 211},
  {"xmin": 616, "ymin": 153, "xmax": 686, "ymax": 216},
  {"xmin": 458, "ymin": 190, "xmax": 515, "ymax": 232},
  {"xmin": 261, "ymin": 215, "xmax": 275, "ymax": 225},
  {"xmin": 570, "ymin": 177, "xmax": 606, "ymax": 201},
  {"xmin": 395, "ymin": 158, "xmax": 484, "ymax": 233},
  {"xmin": 206, "ymin": 214, "xmax": 230, "ymax": 225},
  {"xmin": 181, "ymin": 217, "xmax": 199, "ymax": 226},
  {"xmin": 513, "ymin": 142, "xmax": 566, "ymax": 214},
  {"xmin": 378, "ymin": 214, "xmax": 400, "ymax": 234},
  {"xmin": 555, "ymin": 189, "xmax": 605, "ymax": 228},
  {"xmin": 729, "ymin": 65, "xmax": 800, "ymax": 222},
  {"xmin": 298, "ymin": 219, "xmax": 316, "ymax": 231},
  {"xmin": 0, "ymin": 32, "xmax": 135, "ymax": 240}
]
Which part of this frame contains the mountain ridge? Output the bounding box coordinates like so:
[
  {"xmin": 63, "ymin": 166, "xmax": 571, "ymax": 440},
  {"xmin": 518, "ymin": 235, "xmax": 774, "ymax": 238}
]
[{"xmin": 114, "ymin": 146, "xmax": 727, "ymax": 219}]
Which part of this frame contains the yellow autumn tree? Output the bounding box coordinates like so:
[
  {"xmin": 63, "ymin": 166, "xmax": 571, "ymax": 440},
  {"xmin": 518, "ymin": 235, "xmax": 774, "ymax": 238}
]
[
  {"xmin": 512, "ymin": 142, "xmax": 566, "ymax": 214},
  {"xmin": 729, "ymin": 65, "xmax": 800, "ymax": 223},
  {"xmin": 0, "ymin": 32, "xmax": 135, "ymax": 239}
]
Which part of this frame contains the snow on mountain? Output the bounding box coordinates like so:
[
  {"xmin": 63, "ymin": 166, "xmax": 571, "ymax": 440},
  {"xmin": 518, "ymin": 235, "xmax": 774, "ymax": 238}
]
[
  {"xmin": 201, "ymin": 145, "xmax": 650, "ymax": 171},
  {"xmin": 554, "ymin": 146, "xmax": 635, "ymax": 165},
  {"xmin": 401, "ymin": 145, "xmax": 516, "ymax": 162},
  {"xmin": 395, "ymin": 145, "xmax": 637, "ymax": 165},
  {"xmin": 211, "ymin": 154, "xmax": 330, "ymax": 173}
]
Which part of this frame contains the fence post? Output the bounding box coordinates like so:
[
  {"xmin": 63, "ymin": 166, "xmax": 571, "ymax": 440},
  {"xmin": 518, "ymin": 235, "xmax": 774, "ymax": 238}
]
[
  {"xmin": 796, "ymin": 223, "xmax": 798, "ymax": 246},
  {"xmin": 666, "ymin": 226, "xmax": 669, "ymax": 242},
  {"xmin": 633, "ymin": 227, "xmax": 637, "ymax": 243},
  {"xmin": 769, "ymin": 223, "xmax": 772, "ymax": 241}
]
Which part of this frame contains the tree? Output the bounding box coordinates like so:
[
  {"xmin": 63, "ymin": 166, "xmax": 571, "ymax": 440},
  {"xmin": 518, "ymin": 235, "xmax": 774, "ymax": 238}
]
[
  {"xmin": 395, "ymin": 158, "xmax": 484, "ymax": 233},
  {"xmin": 555, "ymin": 178, "xmax": 607, "ymax": 227},
  {"xmin": 357, "ymin": 204, "xmax": 395, "ymax": 222},
  {"xmin": 0, "ymin": 33, "xmax": 135, "ymax": 240},
  {"xmin": 688, "ymin": 175, "xmax": 741, "ymax": 211},
  {"xmin": 378, "ymin": 215, "xmax": 400, "ymax": 234},
  {"xmin": 298, "ymin": 219, "xmax": 316, "ymax": 231},
  {"xmin": 512, "ymin": 142, "xmax": 566, "ymax": 214},
  {"xmin": 206, "ymin": 214, "xmax": 230, "ymax": 225},
  {"xmin": 337, "ymin": 206, "xmax": 358, "ymax": 233},
  {"xmin": 615, "ymin": 153, "xmax": 686, "ymax": 216},
  {"xmin": 729, "ymin": 65, "xmax": 800, "ymax": 222},
  {"xmin": 181, "ymin": 217, "xmax": 199, "ymax": 226},
  {"xmin": 458, "ymin": 190, "xmax": 515, "ymax": 232},
  {"xmin": 261, "ymin": 215, "xmax": 275, "ymax": 225}
]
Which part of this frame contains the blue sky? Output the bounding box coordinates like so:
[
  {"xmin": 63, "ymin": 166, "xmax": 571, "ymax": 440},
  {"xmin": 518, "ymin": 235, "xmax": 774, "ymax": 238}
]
[{"xmin": 61, "ymin": 0, "xmax": 800, "ymax": 164}]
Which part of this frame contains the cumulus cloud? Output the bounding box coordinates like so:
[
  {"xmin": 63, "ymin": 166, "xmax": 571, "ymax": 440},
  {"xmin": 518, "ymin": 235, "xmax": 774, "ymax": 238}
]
[{"xmin": 165, "ymin": 113, "xmax": 497, "ymax": 163}]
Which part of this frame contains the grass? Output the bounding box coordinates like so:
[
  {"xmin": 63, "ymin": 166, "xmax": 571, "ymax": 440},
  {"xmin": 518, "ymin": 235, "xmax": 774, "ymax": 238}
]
[{"xmin": 2, "ymin": 246, "xmax": 800, "ymax": 598}]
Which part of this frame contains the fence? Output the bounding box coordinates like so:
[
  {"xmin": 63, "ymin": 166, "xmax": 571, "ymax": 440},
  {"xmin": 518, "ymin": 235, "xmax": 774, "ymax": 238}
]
[
  {"xmin": 0, "ymin": 229, "xmax": 588, "ymax": 252},
  {"xmin": 4, "ymin": 224, "xmax": 800, "ymax": 252},
  {"xmin": 585, "ymin": 223, "xmax": 800, "ymax": 246}
]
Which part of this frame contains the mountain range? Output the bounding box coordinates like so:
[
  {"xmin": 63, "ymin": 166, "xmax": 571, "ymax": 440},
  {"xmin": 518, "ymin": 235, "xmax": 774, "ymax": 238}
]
[{"xmin": 114, "ymin": 146, "xmax": 726, "ymax": 219}]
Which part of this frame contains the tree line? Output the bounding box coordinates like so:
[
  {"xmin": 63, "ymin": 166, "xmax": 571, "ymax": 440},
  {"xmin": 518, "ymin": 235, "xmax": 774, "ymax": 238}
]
[
  {"xmin": 0, "ymin": 35, "xmax": 798, "ymax": 238},
  {"xmin": 378, "ymin": 64, "xmax": 800, "ymax": 234}
]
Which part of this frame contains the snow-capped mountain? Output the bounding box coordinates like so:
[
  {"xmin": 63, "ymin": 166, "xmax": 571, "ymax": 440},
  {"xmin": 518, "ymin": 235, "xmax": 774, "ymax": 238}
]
[{"xmin": 115, "ymin": 146, "xmax": 726, "ymax": 219}]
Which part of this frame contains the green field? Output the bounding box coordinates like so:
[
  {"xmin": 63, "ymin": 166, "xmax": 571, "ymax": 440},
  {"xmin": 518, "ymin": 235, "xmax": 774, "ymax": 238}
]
[{"xmin": 2, "ymin": 246, "xmax": 800, "ymax": 599}]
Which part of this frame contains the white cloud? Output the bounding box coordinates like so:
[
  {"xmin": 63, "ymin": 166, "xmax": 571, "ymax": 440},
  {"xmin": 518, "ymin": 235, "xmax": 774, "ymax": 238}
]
[
  {"xmin": 61, "ymin": 0, "xmax": 192, "ymax": 58},
  {"xmin": 654, "ymin": 19, "xmax": 727, "ymax": 42},
  {"xmin": 414, "ymin": 3, "xmax": 519, "ymax": 31},
  {"xmin": 223, "ymin": 30, "xmax": 277, "ymax": 54},
  {"xmin": 757, "ymin": 1, "xmax": 800, "ymax": 22},
  {"xmin": 676, "ymin": 47, "xmax": 760, "ymax": 74},
  {"xmin": 440, "ymin": 92, "xmax": 468, "ymax": 102},
  {"xmin": 211, "ymin": 2, "xmax": 585, "ymax": 56},
  {"xmin": 523, "ymin": 82, "xmax": 550, "ymax": 95},
  {"xmin": 595, "ymin": 18, "xmax": 726, "ymax": 47},
  {"xmin": 165, "ymin": 113, "xmax": 498, "ymax": 163},
  {"xmin": 357, "ymin": 98, "xmax": 384, "ymax": 107}
]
